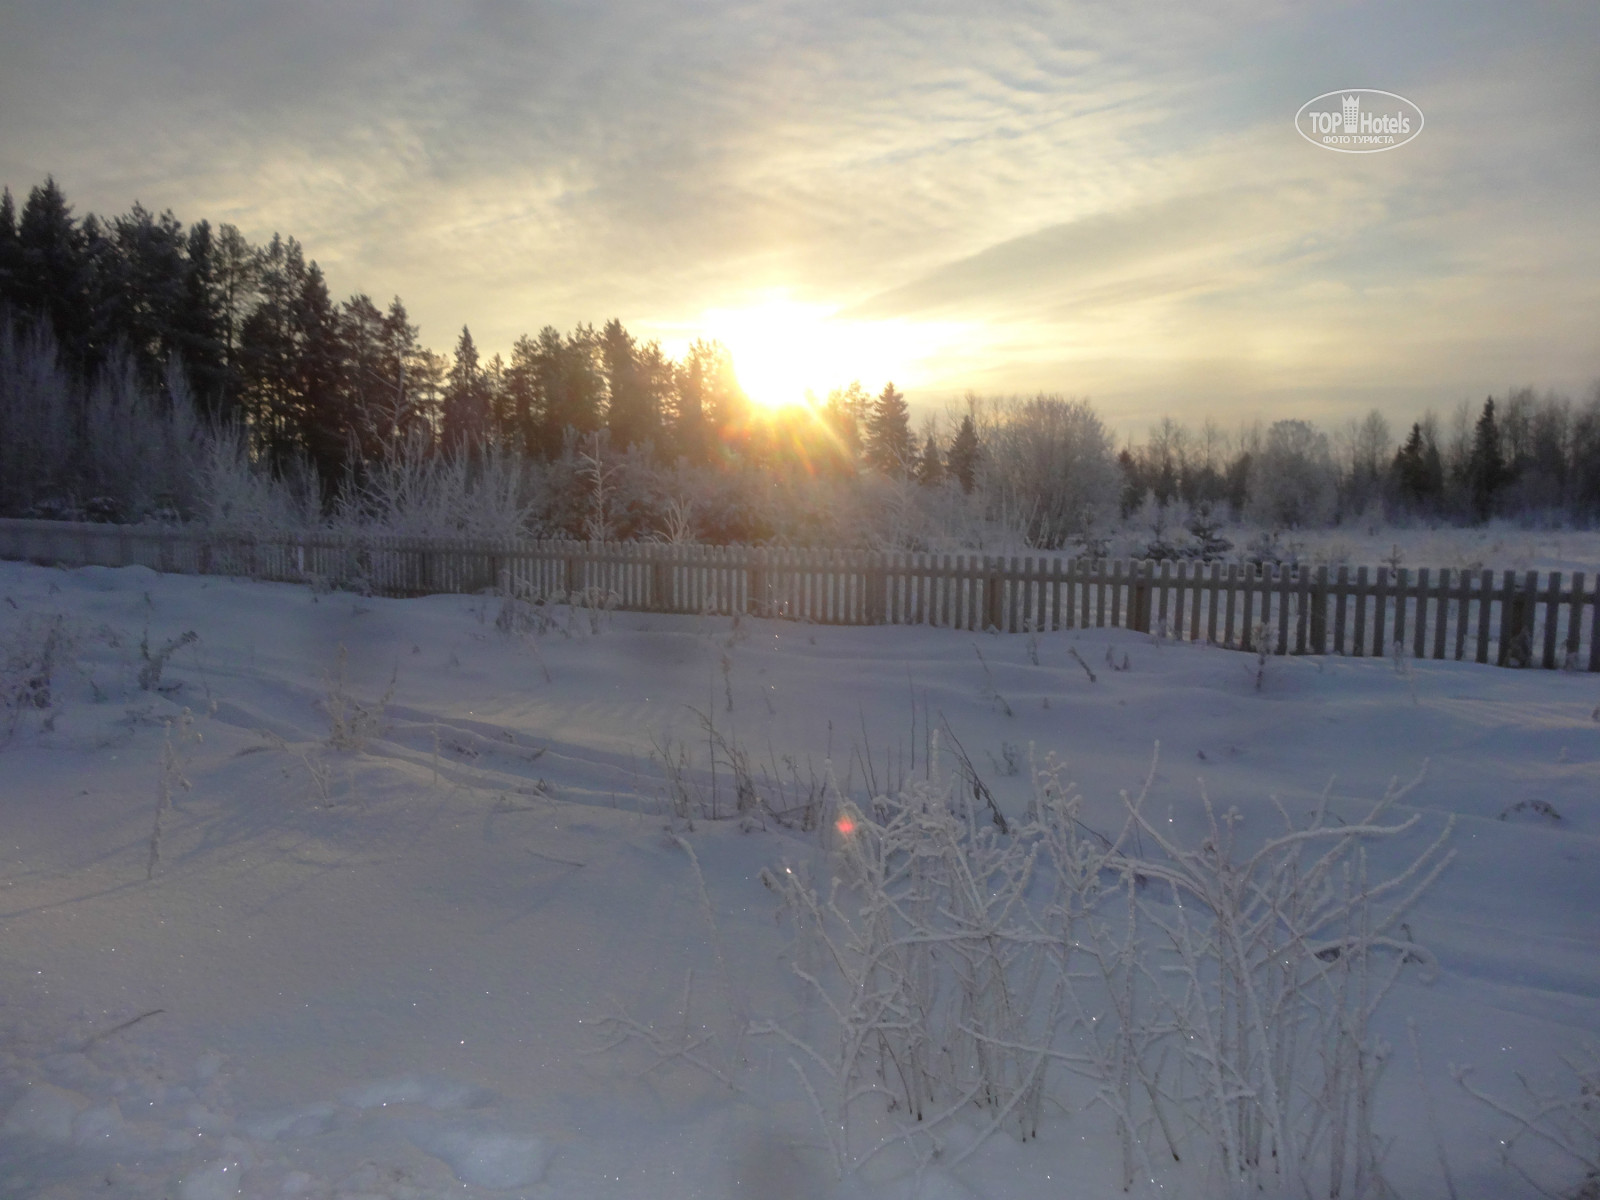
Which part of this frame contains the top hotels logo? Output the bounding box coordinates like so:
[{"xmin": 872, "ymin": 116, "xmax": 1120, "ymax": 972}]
[{"xmin": 1296, "ymin": 89, "xmax": 1424, "ymax": 154}]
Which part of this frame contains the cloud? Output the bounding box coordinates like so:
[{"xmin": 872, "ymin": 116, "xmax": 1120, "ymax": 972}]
[{"xmin": 0, "ymin": 0, "xmax": 1595, "ymax": 425}]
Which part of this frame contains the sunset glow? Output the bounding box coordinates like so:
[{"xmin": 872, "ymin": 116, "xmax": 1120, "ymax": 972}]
[
  {"xmin": 694, "ymin": 297, "xmax": 961, "ymax": 412},
  {"xmin": 2, "ymin": 3, "xmax": 1594, "ymax": 430}
]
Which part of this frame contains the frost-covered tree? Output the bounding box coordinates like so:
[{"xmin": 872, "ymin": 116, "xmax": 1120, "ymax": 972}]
[
  {"xmin": 1246, "ymin": 419, "xmax": 1336, "ymax": 528},
  {"xmin": 1339, "ymin": 409, "xmax": 1391, "ymax": 517},
  {"xmin": 982, "ymin": 395, "xmax": 1117, "ymax": 548}
]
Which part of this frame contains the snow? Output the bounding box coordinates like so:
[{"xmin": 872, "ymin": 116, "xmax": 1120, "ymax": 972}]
[{"xmin": 0, "ymin": 558, "xmax": 1595, "ymax": 1198}]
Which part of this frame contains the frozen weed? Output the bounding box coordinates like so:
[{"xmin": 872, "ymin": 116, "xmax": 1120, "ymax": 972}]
[
  {"xmin": 322, "ymin": 645, "xmax": 396, "ymax": 751},
  {"xmin": 138, "ymin": 628, "xmax": 198, "ymax": 692},
  {"xmin": 147, "ymin": 707, "xmax": 201, "ymax": 879},
  {"xmin": 757, "ymin": 745, "xmax": 1451, "ymax": 1194},
  {"xmin": 973, "ymin": 644, "xmax": 1013, "ymax": 717},
  {"xmin": 494, "ymin": 570, "xmax": 563, "ymax": 638},
  {"xmin": 1249, "ymin": 621, "xmax": 1273, "ymax": 691},
  {"xmin": 1391, "ymin": 640, "xmax": 1421, "ymax": 705},
  {"xmin": 986, "ymin": 740, "xmax": 1023, "ymax": 777},
  {"xmin": 656, "ymin": 710, "xmax": 826, "ymax": 831},
  {"xmin": 1459, "ymin": 1042, "xmax": 1600, "ymax": 1200},
  {"xmin": 2, "ymin": 612, "xmax": 78, "ymax": 740}
]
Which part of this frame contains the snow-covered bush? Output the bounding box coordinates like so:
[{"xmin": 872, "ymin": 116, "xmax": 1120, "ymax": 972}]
[
  {"xmin": 79, "ymin": 355, "xmax": 205, "ymax": 523},
  {"xmin": 0, "ymin": 318, "xmax": 76, "ymax": 516},
  {"xmin": 332, "ymin": 435, "xmax": 536, "ymax": 540},
  {"xmin": 1118, "ymin": 774, "xmax": 1452, "ymax": 1198},
  {"xmin": 0, "ymin": 317, "xmax": 207, "ymax": 522},
  {"xmin": 192, "ymin": 424, "xmax": 318, "ymax": 539},
  {"xmin": 758, "ymin": 749, "xmax": 1104, "ymax": 1175}
]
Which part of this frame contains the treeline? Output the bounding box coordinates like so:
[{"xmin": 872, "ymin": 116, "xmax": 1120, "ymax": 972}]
[
  {"xmin": 1116, "ymin": 393, "xmax": 1600, "ymax": 534},
  {"xmin": 0, "ymin": 178, "xmax": 934, "ymax": 495},
  {"xmin": 2, "ymin": 176, "xmax": 1598, "ymax": 551}
]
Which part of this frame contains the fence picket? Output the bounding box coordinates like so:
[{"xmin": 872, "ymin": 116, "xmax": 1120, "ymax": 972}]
[{"xmin": 1543, "ymin": 571, "xmax": 1563, "ymax": 669}]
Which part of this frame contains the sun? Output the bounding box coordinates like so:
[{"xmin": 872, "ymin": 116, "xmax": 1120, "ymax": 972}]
[{"xmin": 696, "ymin": 296, "xmax": 930, "ymax": 412}]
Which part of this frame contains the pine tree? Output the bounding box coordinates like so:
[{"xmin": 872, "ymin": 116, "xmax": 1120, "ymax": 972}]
[
  {"xmin": 339, "ymin": 294, "xmax": 389, "ymax": 456},
  {"xmin": 294, "ymin": 260, "xmax": 348, "ymax": 492},
  {"xmin": 380, "ymin": 298, "xmax": 422, "ymax": 443},
  {"xmin": 506, "ymin": 332, "xmax": 542, "ymax": 459},
  {"xmin": 98, "ymin": 203, "xmax": 191, "ymax": 388},
  {"xmin": 443, "ymin": 325, "xmax": 487, "ymax": 451},
  {"xmin": 238, "ymin": 233, "xmax": 301, "ymax": 468},
  {"xmin": 915, "ymin": 432, "xmax": 944, "ymax": 487},
  {"xmin": 15, "ymin": 177, "xmax": 90, "ymax": 370},
  {"xmin": 634, "ymin": 339, "xmax": 675, "ymax": 458},
  {"xmin": 1392, "ymin": 422, "xmax": 1444, "ymax": 510},
  {"xmin": 601, "ymin": 318, "xmax": 658, "ymax": 451},
  {"xmin": 176, "ymin": 220, "xmax": 230, "ymax": 419},
  {"xmin": 819, "ymin": 382, "xmax": 867, "ymax": 475},
  {"xmin": 947, "ymin": 413, "xmax": 981, "ymax": 494},
  {"xmin": 676, "ymin": 339, "xmax": 745, "ymax": 461},
  {"xmin": 529, "ymin": 324, "xmax": 604, "ymax": 457},
  {"xmin": 866, "ymin": 381, "xmax": 914, "ymax": 475},
  {"xmin": 0, "ymin": 188, "xmax": 19, "ymax": 306},
  {"xmin": 1466, "ymin": 396, "xmax": 1506, "ymax": 521},
  {"xmin": 673, "ymin": 339, "xmax": 744, "ymax": 464},
  {"xmin": 212, "ymin": 224, "xmax": 260, "ymax": 418}
]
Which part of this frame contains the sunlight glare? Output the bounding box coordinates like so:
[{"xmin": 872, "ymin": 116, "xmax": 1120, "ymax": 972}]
[{"xmin": 696, "ymin": 296, "xmax": 940, "ymax": 411}]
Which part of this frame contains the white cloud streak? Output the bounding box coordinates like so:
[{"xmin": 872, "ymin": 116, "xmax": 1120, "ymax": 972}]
[{"xmin": 0, "ymin": 0, "xmax": 1595, "ymax": 427}]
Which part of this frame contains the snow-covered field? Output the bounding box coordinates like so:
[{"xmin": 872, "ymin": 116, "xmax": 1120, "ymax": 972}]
[{"xmin": 0, "ymin": 558, "xmax": 1596, "ymax": 1199}]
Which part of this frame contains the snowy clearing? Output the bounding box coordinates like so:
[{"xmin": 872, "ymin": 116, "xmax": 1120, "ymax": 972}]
[{"xmin": 0, "ymin": 560, "xmax": 1596, "ymax": 1199}]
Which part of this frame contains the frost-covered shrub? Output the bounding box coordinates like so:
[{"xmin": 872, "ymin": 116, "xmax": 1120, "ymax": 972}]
[
  {"xmin": 332, "ymin": 435, "xmax": 536, "ymax": 540},
  {"xmin": 0, "ymin": 318, "xmax": 206, "ymax": 521},
  {"xmin": 760, "ymin": 749, "xmax": 1451, "ymax": 1196},
  {"xmin": 0, "ymin": 318, "xmax": 75, "ymax": 516},
  {"xmin": 193, "ymin": 425, "xmax": 318, "ymax": 538},
  {"xmin": 760, "ymin": 751, "xmax": 1102, "ymax": 1176},
  {"xmin": 79, "ymin": 356, "xmax": 206, "ymax": 522}
]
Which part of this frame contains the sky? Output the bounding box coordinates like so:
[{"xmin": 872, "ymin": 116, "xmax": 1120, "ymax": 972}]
[{"xmin": 2, "ymin": 0, "xmax": 1597, "ymax": 433}]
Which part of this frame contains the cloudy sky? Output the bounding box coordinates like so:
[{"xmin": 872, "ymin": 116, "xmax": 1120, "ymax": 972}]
[{"xmin": 3, "ymin": 0, "xmax": 1596, "ymax": 431}]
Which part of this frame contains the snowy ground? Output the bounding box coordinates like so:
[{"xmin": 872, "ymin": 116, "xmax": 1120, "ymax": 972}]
[{"xmin": 0, "ymin": 559, "xmax": 1596, "ymax": 1199}]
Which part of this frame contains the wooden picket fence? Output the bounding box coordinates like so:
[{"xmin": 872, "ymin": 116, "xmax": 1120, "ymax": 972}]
[{"xmin": 2, "ymin": 518, "xmax": 1596, "ymax": 670}]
